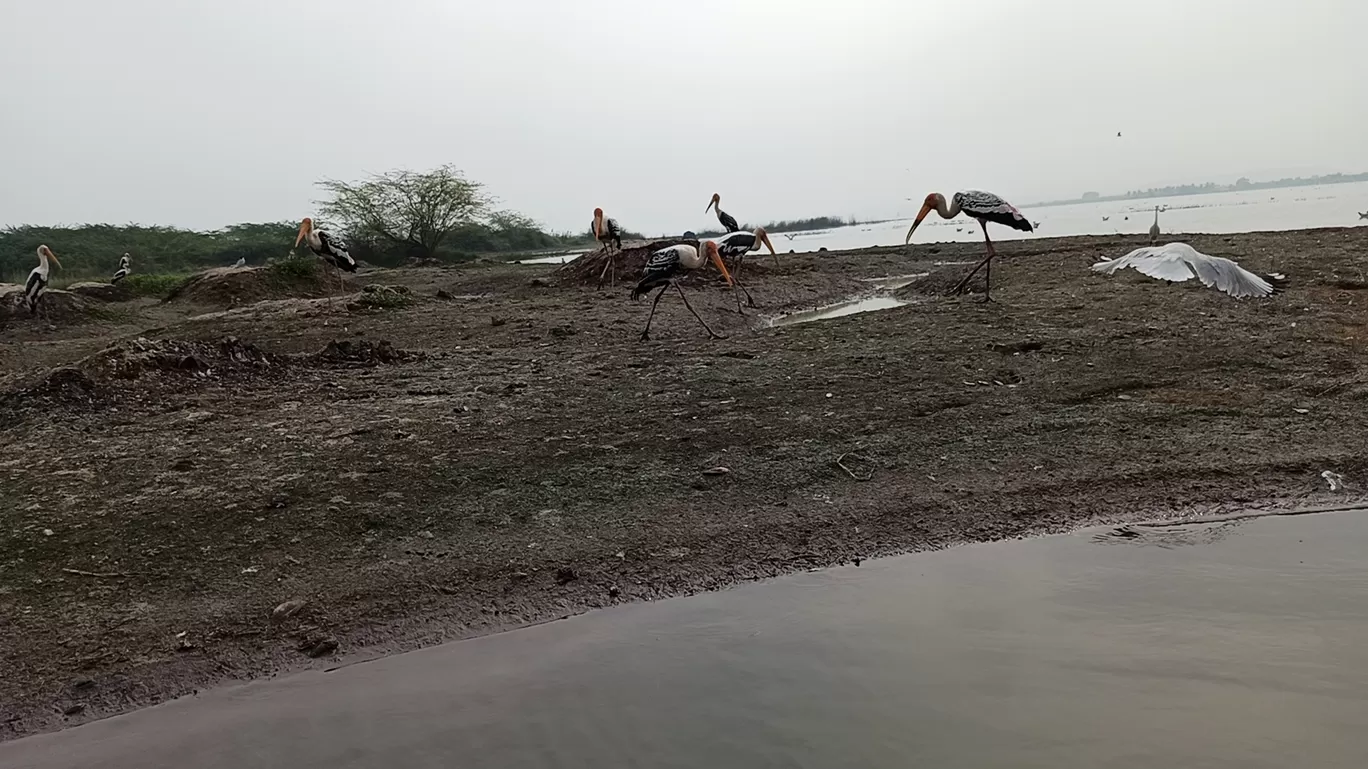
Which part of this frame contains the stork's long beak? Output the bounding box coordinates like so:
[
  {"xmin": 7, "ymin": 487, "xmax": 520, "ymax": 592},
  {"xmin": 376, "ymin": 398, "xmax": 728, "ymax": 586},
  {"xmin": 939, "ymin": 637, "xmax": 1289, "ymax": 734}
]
[
  {"xmin": 705, "ymin": 198, "xmax": 716, "ymax": 213},
  {"xmin": 592, "ymin": 215, "xmax": 603, "ymax": 239},
  {"xmin": 47, "ymin": 251, "xmax": 61, "ymax": 268},
  {"xmin": 904, "ymin": 204, "xmax": 933, "ymax": 245},
  {"xmin": 707, "ymin": 244, "xmax": 734, "ymax": 287},
  {"xmin": 756, "ymin": 228, "xmax": 776, "ymax": 255},
  {"xmin": 294, "ymin": 220, "xmax": 310, "ymax": 248}
]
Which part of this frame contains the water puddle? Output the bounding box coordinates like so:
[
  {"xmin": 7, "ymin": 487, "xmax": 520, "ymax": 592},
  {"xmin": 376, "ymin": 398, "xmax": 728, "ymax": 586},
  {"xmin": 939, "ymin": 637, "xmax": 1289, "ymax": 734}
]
[
  {"xmin": 516, "ymin": 251, "xmax": 585, "ymax": 265},
  {"xmin": 859, "ymin": 272, "xmax": 930, "ymax": 290},
  {"xmin": 766, "ymin": 296, "xmax": 910, "ymax": 327}
]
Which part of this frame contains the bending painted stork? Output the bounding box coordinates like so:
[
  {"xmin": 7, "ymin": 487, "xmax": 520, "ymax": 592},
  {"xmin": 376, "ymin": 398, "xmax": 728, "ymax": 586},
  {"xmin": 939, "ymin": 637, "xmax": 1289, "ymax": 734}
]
[
  {"xmin": 700, "ymin": 228, "xmax": 776, "ymax": 307},
  {"xmin": 24, "ymin": 245, "xmax": 61, "ymax": 317},
  {"xmin": 295, "ymin": 218, "xmax": 357, "ymax": 303},
  {"xmin": 111, "ymin": 253, "xmax": 131, "ymax": 284},
  {"xmin": 632, "ymin": 241, "xmax": 736, "ymax": 341},
  {"xmin": 1091, "ymin": 243, "xmax": 1287, "ymax": 299},
  {"xmin": 705, "ymin": 193, "xmax": 741, "ymax": 233},
  {"xmin": 1149, "ymin": 206, "xmax": 1161, "ymax": 244},
  {"xmin": 591, "ymin": 208, "xmax": 624, "ymax": 288},
  {"xmin": 905, "ymin": 190, "xmax": 1032, "ymax": 301}
]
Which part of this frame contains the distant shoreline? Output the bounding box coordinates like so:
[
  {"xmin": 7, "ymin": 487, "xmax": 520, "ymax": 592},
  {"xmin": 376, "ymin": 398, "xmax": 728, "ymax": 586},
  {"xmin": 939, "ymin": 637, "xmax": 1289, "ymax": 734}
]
[{"xmin": 1026, "ymin": 172, "xmax": 1368, "ymax": 209}]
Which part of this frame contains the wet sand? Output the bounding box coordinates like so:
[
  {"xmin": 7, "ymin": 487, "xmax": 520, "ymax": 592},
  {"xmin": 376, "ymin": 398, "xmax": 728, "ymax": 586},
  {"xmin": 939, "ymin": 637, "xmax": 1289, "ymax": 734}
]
[{"xmin": 3, "ymin": 227, "xmax": 1368, "ymax": 738}]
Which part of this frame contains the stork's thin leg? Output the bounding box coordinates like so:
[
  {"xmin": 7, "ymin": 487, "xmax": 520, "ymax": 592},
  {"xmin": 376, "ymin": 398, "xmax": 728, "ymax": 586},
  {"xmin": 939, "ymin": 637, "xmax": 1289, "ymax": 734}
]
[
  {"xmin": 640, "ymin": 284, "xmax": 669, "ymax": 341},
  {"xmin": 951, "ymin": 221, "xmax": 998, "ymax": 298},
  {"xmin": 596, "ymin": 249, "xmax": 614, "ymax": 290},
  {"xmin": 730, "ymin": 278, "xmax": 756, "ymax": 312},
  {"xmin": 675, "ymin": 284, "xmax": 727, "ymax": 340}
]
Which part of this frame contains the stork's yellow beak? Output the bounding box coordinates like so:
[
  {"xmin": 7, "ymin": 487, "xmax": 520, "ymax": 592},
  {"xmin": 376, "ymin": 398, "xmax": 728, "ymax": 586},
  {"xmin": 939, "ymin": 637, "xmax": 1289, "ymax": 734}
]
[
  {"xmin": 905, "ymin": 203, "xmax": 933, "ymax": 245},
  {"xmin": 706, "ymin": 243, "xmax": 734, "ymax": 287},
  {"xmin": 294, "ymin": 220, "xmax": 310, "ymax": 248}
]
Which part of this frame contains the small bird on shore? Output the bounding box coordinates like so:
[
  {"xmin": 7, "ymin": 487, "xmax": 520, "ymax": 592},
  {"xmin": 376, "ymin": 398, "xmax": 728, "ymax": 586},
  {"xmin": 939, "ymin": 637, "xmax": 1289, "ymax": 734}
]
[
  {"xmin": 1091, "ymin": 243, "xmax": 1286, "ymax": 299},
  {"xmin": 591, "ymin": 208, "xmax": 624, "ymax": 288},
  {"xmin": 632, "ymin": 241, "xmax": 736, "ymax": 341},
  {"xmin": 233, "ymin": 257, "xmax": 247, "ymax": 268},
  {"xmin": 705, "ymin": 193, "xmax": 742, "ymax": 233},
  {"xmin": 111, "ymin": 253, "xmax": 131, "ymax": 284},
  {"xmin": 294, "ymin": 218, "xmax": 357, "ymax": 304},
  {"xmin": 24, "ymin": 245, "xmax": 61, "ymax": 316},
  {"xmin": 904, "ymin": 190, "xmax": 1032, "ymax": 301},
  {"xmin": 1149, "ymin": 206, "xmax": 1161, "ymax": 244}
]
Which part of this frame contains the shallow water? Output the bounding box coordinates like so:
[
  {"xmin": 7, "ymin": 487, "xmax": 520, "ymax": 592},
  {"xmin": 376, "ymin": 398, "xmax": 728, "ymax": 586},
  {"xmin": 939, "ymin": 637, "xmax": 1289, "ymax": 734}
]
[
  {"xmin": 765, "ymin": 295, "xmax": 911, "ymax": 327},
  {"xmin": 8, "ymin": 510, "xmax": 1368, "ymax": 769},
  {"xmin": 527, "ymin": 181, "xmax": 1368, "ymax": 264}
]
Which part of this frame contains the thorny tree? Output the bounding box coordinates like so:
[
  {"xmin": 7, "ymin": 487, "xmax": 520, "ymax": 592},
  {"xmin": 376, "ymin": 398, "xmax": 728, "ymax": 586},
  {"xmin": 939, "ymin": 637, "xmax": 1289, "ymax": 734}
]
[{"xmin": 317, "ymin": 165, "xmax": 492, "ymax": 259}]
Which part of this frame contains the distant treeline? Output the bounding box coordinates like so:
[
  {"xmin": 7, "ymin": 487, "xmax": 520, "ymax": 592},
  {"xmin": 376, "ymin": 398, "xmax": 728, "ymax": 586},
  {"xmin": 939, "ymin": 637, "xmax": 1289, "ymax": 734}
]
[
  {"xmin": 0, "ymin": 220, "xmax": 603, "ymax": 283},
  {"xmin": 1032, "ymin": 171, "xmax": 1368, "ymax": 208},
  {"xmin": 692, "ymin": 215, "xmax": 856, "ymax": 238}
]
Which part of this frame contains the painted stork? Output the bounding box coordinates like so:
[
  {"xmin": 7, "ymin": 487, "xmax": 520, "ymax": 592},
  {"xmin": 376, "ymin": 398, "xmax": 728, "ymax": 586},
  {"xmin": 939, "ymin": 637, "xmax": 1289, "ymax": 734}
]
[
  {"xmin": 705, "ymin": 193, "xmax": 741, "ymax": 233},
  {"xmin": 24, "ymin": 245, "xmax": 61, "ymax": 317},
  {"xmin": 632, "ymin": 241, "xmax": 736, "ymax": 341},
  {"xmin": 294, "ymin": 218, "xmax": 357, "ymax": 302},
  {"xmin": 700, "ymin": 228, "xmax": 776, "ymax": 308},
  {"xmin": 111, "ymin": 253, "xmax": 131, "ymax": 284},
  {"xmin": 1149, "ymin": 206, "xmax": 1161, "ymax": 244},
  {"xmin": 1091, "ymin": 243, "xmax": 1287, "ymax": 299},
  {"xmin": 904, "ymin": 190, "xmax": 1032, "ymax": 301},
  {"xmin": 591, "ymin": 208, "xmax": 624, "ymax": 288}
]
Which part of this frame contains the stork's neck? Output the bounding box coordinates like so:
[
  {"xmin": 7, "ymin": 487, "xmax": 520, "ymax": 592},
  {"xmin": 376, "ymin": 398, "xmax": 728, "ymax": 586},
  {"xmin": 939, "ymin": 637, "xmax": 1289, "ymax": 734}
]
[
  {"xmin": 934, "ymin": 195, "xmax": 960, "ymax": 219},
  {"xmin": 305, "ymin": 229, "xmax": 323, "ymax": 249},
  {"xmin": 36, "ymin": 252, "xmax": 51, "ymax": 274},
  {"xmin": 1153, "ymin": 207, "xmax": 1159, "ymax": 224},
  {"xmin": 680, "ymin": 246, "xmax": 704, "ymax": 270}
]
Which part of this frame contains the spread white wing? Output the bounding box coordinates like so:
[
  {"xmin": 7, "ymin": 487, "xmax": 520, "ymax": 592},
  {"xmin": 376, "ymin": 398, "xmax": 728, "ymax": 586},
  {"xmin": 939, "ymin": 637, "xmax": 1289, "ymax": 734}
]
[{"xmin": 1091, "ymin": 243, "xmax": 1285, "ymax": 299}]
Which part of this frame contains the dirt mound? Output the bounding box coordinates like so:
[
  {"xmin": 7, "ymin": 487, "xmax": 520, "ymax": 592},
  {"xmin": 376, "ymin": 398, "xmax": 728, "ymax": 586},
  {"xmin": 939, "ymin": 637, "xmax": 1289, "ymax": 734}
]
[
  {"xmin": 557, "ymin": 239, "xmax": 696, "ymax": 286},
  {"xmin": 165, "ymin": 264, "xmax": 358, "ymax": 307},
  {"xmin": 0, "ymin": 285, "xmax": 92, "ymax": 323},
  {"xmin": 347, "ymin": 284, "xmax": 416, "ymax": 312},
  {"xmin": 66, "ymin": 281, "xmax": 132, "ymax": 302},
  {"xmin": 312, "ymin": 338, "xmax": 418, "ymax": 365},
  {"xmin": 81, "ymin": 336, "xmax": 277, "ymax": 381}
]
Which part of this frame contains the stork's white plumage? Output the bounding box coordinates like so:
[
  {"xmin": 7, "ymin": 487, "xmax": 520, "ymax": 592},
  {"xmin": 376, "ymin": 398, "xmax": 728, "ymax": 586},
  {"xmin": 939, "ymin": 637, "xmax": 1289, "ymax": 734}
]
[
  {"xmin": 1091, "ymin": 243, "xmax": 1287, "ymax": 299},
  {"xmin": 111, "ymin": 253, "xmax": 131, "ymax": 284},
  {"xmin": 24, "ymin": 245, "xmax": 61, "ymax": 316}
]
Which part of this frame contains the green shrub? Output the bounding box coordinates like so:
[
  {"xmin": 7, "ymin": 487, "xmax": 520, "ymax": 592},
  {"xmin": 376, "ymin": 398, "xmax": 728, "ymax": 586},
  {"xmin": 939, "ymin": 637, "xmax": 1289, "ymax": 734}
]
[
  {"xmin": 268, "ymin": 256, "xmax": 320, "ymax": 281},
  {"xmin": 120, "ymin": 273, "xmax": 188, "ymax": 299}
]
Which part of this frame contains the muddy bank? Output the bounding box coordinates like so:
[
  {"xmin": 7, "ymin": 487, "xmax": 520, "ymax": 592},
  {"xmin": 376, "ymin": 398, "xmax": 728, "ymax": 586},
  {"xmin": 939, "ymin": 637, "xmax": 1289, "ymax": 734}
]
[{"xmin": 3, "ymin": 228, "xmax": 1368, "ymax": 739}]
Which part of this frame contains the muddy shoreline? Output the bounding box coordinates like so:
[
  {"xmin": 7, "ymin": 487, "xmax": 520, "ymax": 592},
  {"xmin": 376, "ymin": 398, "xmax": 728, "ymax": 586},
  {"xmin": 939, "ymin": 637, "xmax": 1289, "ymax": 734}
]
[{"xmin": 4, "ymin": 227, "xmax": 1368, "ymax": 740}]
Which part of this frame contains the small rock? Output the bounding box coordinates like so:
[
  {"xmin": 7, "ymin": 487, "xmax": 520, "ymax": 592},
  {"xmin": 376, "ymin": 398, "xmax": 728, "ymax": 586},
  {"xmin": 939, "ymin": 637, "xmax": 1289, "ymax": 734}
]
[
  {"xmin": 853, "ymin": 557, "xmax": 863, "ymax": 567},
  {"xmin": 608, "ymin": 585, "xmax": 621, "ymax": 597},
  {"xmin": 302, "ymin": 638, "xmax": 338, "ymax": 658},
  {"xmin": 435, "ymin": 289, "xmax": 453, "ymax": 300},
  {"xmin": 701, "ymin": 466, "xmax": 731, "ymax": 476},
  {"xmin": 72, "ymin": 679, "xmax": 94, "ymax": 691},
  {"xmin": 555, "ymin": 567, "xmax": 578, "ymax": 585},
  {"xmin": 271, "ymin": 599, "xmax": 308, "ymax": 621},
  {"xmin": 1117, "ymin": 394, "xmax": 1132, "ymax": 401},
  {"xmin": 491, "ymin": 316, "xmax": 507, "ymax": 327},
  {"xmin": 42, "ymin": 529, "xmax": 54, "ymax": 537},
  {"xmin": 62, "ymin": 704, "xmax": 85, "ymax": 717},
  {"xmin": 529, "ymin": 277, "xmax": 552, "ymax": 287},
  {"xmin": 170, "ymin": 458, "xmax": 195, "ymax": 471},
  {"xmin": 417, "ymin": 530, "xmax": 434, "ymax": 539}
]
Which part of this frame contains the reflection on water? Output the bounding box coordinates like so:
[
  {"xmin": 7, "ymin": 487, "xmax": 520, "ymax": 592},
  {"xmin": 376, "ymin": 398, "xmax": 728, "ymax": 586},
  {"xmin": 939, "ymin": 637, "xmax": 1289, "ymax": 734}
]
[
  {"xmin": 8, "ymin": 511, "xmax": 1368, "ymax": 769},
  {"xmin": 765, "ymin": 295, "xmax": 911, "ymax": 327}
]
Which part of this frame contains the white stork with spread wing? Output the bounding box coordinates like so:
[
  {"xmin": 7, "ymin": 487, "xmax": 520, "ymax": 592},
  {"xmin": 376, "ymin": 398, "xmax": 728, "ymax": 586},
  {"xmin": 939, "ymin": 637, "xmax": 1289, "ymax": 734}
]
[
  {"xmin": 904, "ymin": 190, "xmax": 1032, "ymax": 300},
  {"xmin": 1091, "ymin": 243, "xmax": 1287, "ymax": 299}
]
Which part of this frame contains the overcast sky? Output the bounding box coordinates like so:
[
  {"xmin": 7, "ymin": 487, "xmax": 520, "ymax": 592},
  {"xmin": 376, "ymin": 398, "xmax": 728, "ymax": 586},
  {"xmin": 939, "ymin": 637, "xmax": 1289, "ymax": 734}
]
[{"xmin": 3, "ymin": 0, "xmax": 1365, "ymax": 235}]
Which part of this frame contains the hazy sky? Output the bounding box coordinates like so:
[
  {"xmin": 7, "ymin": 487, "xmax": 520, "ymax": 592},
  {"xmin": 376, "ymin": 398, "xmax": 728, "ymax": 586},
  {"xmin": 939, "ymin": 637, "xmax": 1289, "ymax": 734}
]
[{"xmin": 4, "ymin": 0, "xmax": 1365, "ymax": 235}]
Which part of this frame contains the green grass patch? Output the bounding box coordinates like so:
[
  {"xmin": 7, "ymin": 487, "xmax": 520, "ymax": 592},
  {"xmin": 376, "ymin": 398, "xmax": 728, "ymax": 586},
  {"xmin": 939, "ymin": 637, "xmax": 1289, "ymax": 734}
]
[
  {"xmin": 267, "ymin": 256, "xmax": 320, "ymax": 281},
  {"xmin": 121, "ymin": 273, "xmax": 188, "ymax": 298}
]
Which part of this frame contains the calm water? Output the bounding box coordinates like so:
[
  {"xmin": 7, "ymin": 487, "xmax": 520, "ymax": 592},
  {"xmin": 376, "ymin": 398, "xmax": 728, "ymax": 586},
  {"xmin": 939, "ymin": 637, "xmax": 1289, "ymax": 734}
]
[
  {"xmin": 522, "ymin": 181, "xmax": 1368, "ymax": 263},
  {"xmin": 7, "ymin": 509, "xmax": 1368, "ymax": 768}
]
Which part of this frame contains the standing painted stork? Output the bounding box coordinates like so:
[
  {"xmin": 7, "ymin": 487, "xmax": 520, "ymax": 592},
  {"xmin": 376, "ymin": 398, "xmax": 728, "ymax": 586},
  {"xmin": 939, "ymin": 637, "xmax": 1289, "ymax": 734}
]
[
  {"xmin": 905, "ymin": 190, "xmax": 1032, "ymax": 301},
  {"xmin": 705, "ymin": 193, "xmax": 741, "ymax": 233},
  {"xmin": 24, "ymin": 245, "xmax": 61, "ymax": 317},
  {"xmin": 111, "ymin": 253, "xmax": 131, "ymax": 284},
  {"xmin": 632, "ymin": 241, "xmax": 736, "ymax": 341},
  {"xmin": 591, "ymin": 208, "xmax": 624, "ymax": 288},
  {"xmin": 1149, "ymin": 206, "xmax": 1161, "ymax": 244},
  {"xmin": 294, "ymin": 218, "xmax": 357, "ymax": 302}
]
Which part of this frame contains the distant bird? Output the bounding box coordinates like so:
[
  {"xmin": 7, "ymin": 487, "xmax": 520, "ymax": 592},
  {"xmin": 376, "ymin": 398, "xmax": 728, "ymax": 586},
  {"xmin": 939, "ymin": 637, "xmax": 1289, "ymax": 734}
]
[
  {"xmin": 1116, "ymin": 132, "xmax": 1122, "ymax": 137},
  {"xmin": 233, "ymin": 257, "xmax": 247, "ymax": 268},
  {"xmin": 905, "ymin": 190, "xmax": 1032, "ymax": 301},
  {"xmin": 1033, "ymin": 221, "xmax": 1042, "ymax": 229},
  {"xmin": 294, "ymin": 218, "xmax": 357, "ymax": 303},
  {"xmin": 1359, "ymin": 211, "xmax": 1367, "ymax": 220},
  {"xmin": 24, "ymin": 245, "xmax": 61, "ymax": 317},
  {"xmin": 705, "ymin": 193, "xmax": 741, "ymax": 233},
  {"xmin": 1102, "ymin": 216, "xmax": 1110, "ymax": 222},
  {"xmin": 782, "ymin": 233, "xmax": 796, "ymax": 241},
  {"xmin": 632, "ymin": 241, "xmax": 736, "ymax": 341},
  {"xmin": 1091, "ymin": 243, "xmax": 1286, "ymax": 299},
  {"xmin": 1148, "ymin": 206, "xmax": 1161, "ymax": 244},
  {"xmin": 111, "ymin": 253, "xmax": 131, "ymax": 284},
  {"xmin": 591, "ymin": 208, "xmax": 624, "ymax": 288}
]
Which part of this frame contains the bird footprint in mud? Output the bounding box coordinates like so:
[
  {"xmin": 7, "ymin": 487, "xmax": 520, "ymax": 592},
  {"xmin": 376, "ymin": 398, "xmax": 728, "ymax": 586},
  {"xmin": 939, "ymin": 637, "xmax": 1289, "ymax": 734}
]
[{"xmin": 1322, "ymin": 470, "xmax": 1345, "ymax": 491}]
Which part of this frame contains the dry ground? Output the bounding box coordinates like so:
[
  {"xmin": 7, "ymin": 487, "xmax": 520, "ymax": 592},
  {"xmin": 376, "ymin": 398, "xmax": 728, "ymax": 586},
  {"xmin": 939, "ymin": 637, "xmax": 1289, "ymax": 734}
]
[{"xmin": 3, "ymin": 228, "xmax": 1368, "ymax": 738}]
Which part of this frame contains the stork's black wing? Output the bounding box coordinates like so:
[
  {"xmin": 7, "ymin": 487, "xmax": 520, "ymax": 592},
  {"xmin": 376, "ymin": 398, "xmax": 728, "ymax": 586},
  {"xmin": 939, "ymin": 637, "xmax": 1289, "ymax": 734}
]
[
  {"xmin": 316, "ymin": 230, "xmax": 357, "ymax": 272},
  {"xmin": 955, "ymin": 190, "xmax": 1032, "ymax": 232},
  {"xmin": 716, "ymin": 208, "xmax": 740, "ymax": 233},
  {"xmin": 632, "ymin": 246, "xmax": 683, "ymax": 299},
  {"xmin": 111, "ymin": 269, "xmax": 129, "ymax": 284}
]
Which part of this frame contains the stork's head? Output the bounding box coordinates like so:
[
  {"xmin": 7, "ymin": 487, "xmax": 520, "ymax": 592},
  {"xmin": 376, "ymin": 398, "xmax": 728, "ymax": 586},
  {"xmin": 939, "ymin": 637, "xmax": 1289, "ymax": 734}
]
[
  {"xmin": 37, "ymin": 245, "xmax": 60, "ymax": 268},
  {"xmin": 905, "ymin": 193, "xmax": 945, "ymax": 244},
  {"xmin": 592, "ymin": 208, "xmax": 604, "ymax": 238},
  {"xmin": 705, "ymin": 193, "xmax": 721, "ymax": 213},
  {"xmin": 753, "ymin": 227, "xmax": 776, "ymax": 255},
  {"xmin": 295, "ymin": 217, "xmax": 314, "ymax": 247},
  {"xmin": 703, "ymin": 241, "xmax": 734, "ymax": 287}
]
